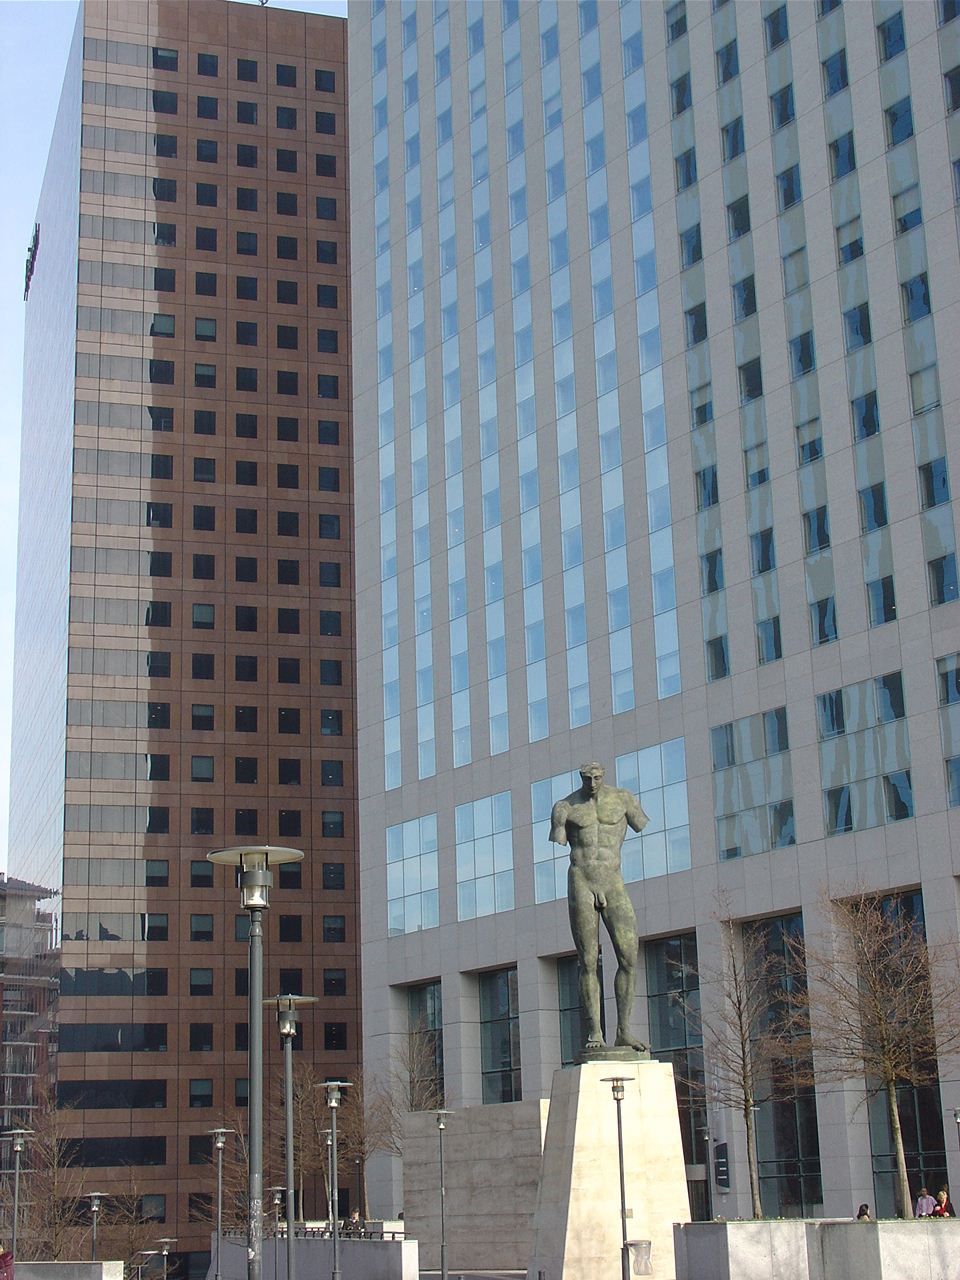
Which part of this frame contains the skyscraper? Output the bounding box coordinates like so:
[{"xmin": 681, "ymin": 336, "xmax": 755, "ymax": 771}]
[
  {"xmin": 351, "ymin": 0, "xmax": 960, "ymax": 1225},
  {"xmin": 11, "ymin": 1, "xmax": 357, "ymax": 1268}
]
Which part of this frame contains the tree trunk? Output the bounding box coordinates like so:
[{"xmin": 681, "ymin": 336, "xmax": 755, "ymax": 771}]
[
  {"xmin": 885, "ymin": 1076, "xmax": 911, "ymax": 1219},
  {"xmin": 744, "ymin": 1102, "xmax": 763, "ymax": 1218}
]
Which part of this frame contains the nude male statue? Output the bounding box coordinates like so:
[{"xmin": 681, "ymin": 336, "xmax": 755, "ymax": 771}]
[{"xmin": 550, "ymin": 762, "xmax": 648, "ymax": 1054}]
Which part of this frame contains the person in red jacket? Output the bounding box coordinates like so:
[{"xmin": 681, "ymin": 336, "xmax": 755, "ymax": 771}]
[{"xmin": 931, "ymin": 1189, "xmax": 955, "ymax": 1217}]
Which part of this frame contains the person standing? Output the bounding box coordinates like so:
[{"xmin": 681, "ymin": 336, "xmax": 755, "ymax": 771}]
[
  {"xmin": 931, "ymin": 1189, "xmax": 955, "ymax": 1217},
  {"xmin": 915, "ymin": 1187, "xmax": 936, "ymax": 1217}
]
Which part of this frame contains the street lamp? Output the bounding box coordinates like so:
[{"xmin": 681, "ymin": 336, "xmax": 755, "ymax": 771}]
[
  {"xmin": 156, "ymin": 1237, "xmax": 177, "ymax": 1280},
  {"xmin": 85, "ymin": 1191, "xmax": 108, "ymax": 1261},
  {"xmin": 602, "ymin": 1077, "xmax": 631, "ymax": 1280},
  {"xmin": 208, "ymin": 1127, "xmax": 235, "ymax": 1280},
  {"xmin": 266, "ymin": 1188, "xmax": 284, "ymax": 1280},
  {"xmin": 3, "ymin": 1129, "xmax": 31, "ymax": 1261},
  {"xmin": 436, "ymin": 1110, "xmax": 452, "ymax": 1280},
  {"xmin": 323, "ymin": 1129, "xmax": 333, "ymax": 1227},
  {"xmin": 134, "ymin": 1249, "xmax": 159, "ymax": 1280},
  {"xmin": 324, "ymin": 1081, "xmax": 351, "ymax": 1280},
  {"xmin": 207, "ymin": 845, "xmax": 303, "ymax": 1280},
  {"xmin": 267, "ymin": 993, "xmax": 317, "ymax": 1280}
]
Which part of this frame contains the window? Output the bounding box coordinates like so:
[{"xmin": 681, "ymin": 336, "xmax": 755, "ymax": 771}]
[
  {"xmin": 836, "ymin": 217, "xmax": 863, "ymax": 264},
  {"xmin": 803, "ymin": 506, "xmax": 830, "ymax": 553},
  {"xmin": 877, "ymin": 12, "xmax": 905, "ymax": 62},
  {"xmin": 919, "ymin": 458, "xmax": 950, "ymax": 509},
  {"xmin": 666, "ymin": 2, "xmax": 686, "ymax": 42},
  {"xmin": 822, "ymin": 49, "xmax": 848, "ymax": 97},
  {"xmin": 939, "ymin": 655, "xmax": 960, "ymax": 705},
  {"xmin": 717, "ymin": 40, "xmax": 739, "ymax": 85},
  {"xmin": 191, "ymin": 755, "xmax": 214, "ymax": 782},
  {"xmin": 235, "ymin": 706, "xmax": 257, "ymax": 732},
  {"xmin": 323, "ymin": 915, "xmax": 346, "ymax": 943},
  {"xmin": 679, "ymin": 223, "xmax": 702, "ymax": 269},
  {"xmin": 765, "ymin": 5, "xmax": 788, "ymax": 50},
  {"xmin": 883, "ymin": 771, "xmax": 914, "ymax": 822},
  {"xmin": 825, "ymin": 786, "xmax": 853, "ymax": 835},
  {"xmin": 706, "ymin": 635, "xmax": 729, "ymax": 681},
  {"xmin": 316, "ymin": 153, "xmax": 336, "ymax": 178},
  {"xmin": 691, "ymin": 384, "xmax": 713, "ymax": 427},
  {"xmin": 276, "ymin": 62, "xmax": 296, "ymax": 87},
  {"xmin": 316, "ymin": 68, "xmax": 335, "ymax": 92},
  {"xmin": 949, "ymin": 757, "xmax": 960, "ymax": 808},
  {"xmin": 789, "ymin": 331, "xmax": 815, "ymax": 378},
  {"xmin": 718, "ymin": 118, "xmax": 744, "ymax": 166},
  {"xmin": 325, "ymin": 1023, "xmax": 347, "ymax": 1051},
  {"xmin": 197, "ymin": 51, "xmax": 218, "ymax": 75},
  {"xmin": 731, "ymin": 275, "xmax": 756, "ymax": 322},
  {"xmin": 782, "ymin": 248, "xmax": 808, "ymax": 294},
  {"xmin": 278, "ymin": 915, "xmax": 302, "ymax": 943},
  {"xmin": 818, "ymin": 690, "xmax": 845, "ymax": 739},
  {"xmin": 770, "ymin": 84, "xmax": 794, "ymax": 130},
  {"xmin": 695, "ymin": 465, "xmax": 718, "ymax": 511},
  {"xmin": 744, "ymin": 443, "xmax": 769, "ymax": 489},
  {"xmin": 929, "ymin": 554, "xmax": 959, "ymax": 606},
  {"xmin": 829, "ymin": 132, "xmax": 856, "ymax": 181},
  {"xmin": 190, "ymin": 969, "xmax": 214, "ymax": 997},
  {"xmin": 191, "ymin": 861, "xmax": 213, "ymax": 888},
  {"xmin": 236, "ymin": 231, "xmax": 258, "ymax": 256},
  {"xmin": 757, "ymin": 616, "xmax": 782, "ymax": 665},
  {"xmin": 851, "ymin": 391, "xmax": 879, "ymax": 441},
  {"xmin": 276, "ymin": 150, "xmax": 298, "ymax": 174},
  {"xmin": 843, "ymin": 303, "xmax": 871, "ymax": 351},
  {"xmin": 810, "ymin": 596, "xmax": 838, "ymax": 645},
  {"xmin": 893, "ymin": 185, "xmax": 922, "ymax": 235},
  {"xmin": 777, "ymin": 164, "xmax": 802, "ymax": 210},
  {"xmin": 480, "ymin": 969, "xmax": 521, "ymax": 1103},
  {"xmin": 675, "ymin": 148, "xmax": 697, "ymax": 191},
  {"xmin": 190, "ymin": 915, "xmax": 214, "ymax": 943},
  {"xmin": 886, "ymin": 97, "xmax": 914, "ymax": 146},
  {"xmin": 866, "ymin": 575, "xmax": 897, "ymax": 626},
  {"xmin": 946, "ymin": 66, "xmax": 960, "ymax": 112},
  {"xmin": 727, "ymin": 196, "xmax": 750, "ymax": 241},
  {"xmin": 901, "ymin": 273, "xmax": 931, "ymax": 323},
  {"xmin": 684, "ymin": 303, "xmax": 707, "ymax": 348},
  {"xmin": 858, "ymin": 482, "xmax": 888, "ymax": 533},
  {"xmin": 153, "ymin": 46, "xmax": 178, "ymax": 71},
  {"xmin": 750, "ymin": 528, "xmax": 776, "ymax": 577},
  {"xmin": 911, "ymin": 365, "xmax": 940, "ymax": 414},
  {"xmin": 671, "ymin": 74, "xmax": 691, "ymax": 117},
  {"xmin": 700, "ymin": 550, "xmax": 724, "ymax": 596},
  {"xmin": 738, "ymin": 358, "xmax": 763, "ymax": 403}
]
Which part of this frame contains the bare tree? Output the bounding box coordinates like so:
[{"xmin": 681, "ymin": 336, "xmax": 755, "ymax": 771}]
[
  {"xmin": 790, "ymin": 891, "xmax": 960, "ymax": 1220},
  {"xmin": 4, "ymin": 1087, "xmax": 86, "ymax": 1260},
  {"xmin": 693, "ymin": 914, "xmax": 805, "ymax": 1218}
]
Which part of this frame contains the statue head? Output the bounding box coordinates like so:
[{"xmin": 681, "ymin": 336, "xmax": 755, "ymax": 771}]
[{"xmin": 579, "ymin": 762, "xmax": 604, "ymax": 796}]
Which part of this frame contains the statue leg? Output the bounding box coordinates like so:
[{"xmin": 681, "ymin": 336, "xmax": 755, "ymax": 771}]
[
  {"xmin": 568, "ymin": 871, "xmax": 603, "ymax": 1047},
  {"xmin": 603, "ymin": 884, "xmax": 647, "ymax": 1053}
]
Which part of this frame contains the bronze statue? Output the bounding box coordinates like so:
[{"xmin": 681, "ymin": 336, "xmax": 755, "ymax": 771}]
[{"xmin": 550, "ymin": 762, "xmax": 648, "ymax": 1057}]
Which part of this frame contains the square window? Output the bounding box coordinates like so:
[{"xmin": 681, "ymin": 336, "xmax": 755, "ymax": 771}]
[
  {"xmin": 237, "ymin": 186, "xmax": 258, "ymax": 212},
  {"xmin": 235, "ymin": 706, "xmax": 258, "ymax": 732},
  {"xmin": 886, "ymin": 97, "xmax": 914, "ymax": 147},
  {"xmin": 277, "ymin": 105, "xmax": 297, "ymax": 130},
  {"xmin": 770, "ymin": 84, "xmax": 794, "ymax": 130},
  {"xmin": 765, "ymin": 5, "xmax": 788, "ymax": 51},
  {"xmin": 316, "ymin": 68, "xmax": 336, "ymax": 92},
  {"xmin": 153, "ymin": 46, "xmax": 178, "ymax": 71},
  {"xmin": 279, "ymin": 914, "xmax": 302, "ymax": 942},
  {"xmin": 235, "ymin": 809, "xmax": 258, "ymax": 836},
  {"xmin": 716, "ymin": 40, "xmax": 739, "ymax": 85},
  {"xmin": 277, "ymin": 417, "xmax": 299, "ymax": 443},
  {"xmin": 878, "ymin": 12, "xmax": 905, "ymax": 62},
  {"xmin": 236, "ymin": 413, "xmax": 258, "ymax": 438},
  {"xmin": 789, "ymin": 330, "xmax": 815, "ymax": 378},
  {"xmin": 278, "ymin": 758, "xmax": 301, "ymax": 785},
  {"xmin": 324, "ymin": 969, "xmax": 346, "ymax": 997},
  {"xmin": 323, "ymin": 862, "xmax": 345, "ymax": 890},
  {"xmin": 197, "ymin": 95, "xmax": 218, "ymax": 120},
  {"xmin": 325, "ymin": 1023, "xmax": 347, "ymax": 1051},
  {"xmin": 191, "ymin": 860, "xmax": 213, "ymax": 888},
  {"xmin": 196, "ymin": 138, "xmax": 218, "ymax": 163},
  {"xmin": 277, "ymin": 658, "xmax": 300, "ymax": 684},
  {"xmin": 319, "ymin": 659, "xmax": 342, "ymax": 684},
  {"xmin": 727, "ymin": 196, "xmax": 750, "ymax": 241},
  {"xmin": 803, "ymin": 506, "xmax": 830, "ymax": 553},
  {"xmin": 822, "ymin": 49, "xmax": 848, "ymax": 97},
  {"xmin": 278, "ymin": 281, "xmax": 299, "ymax": 305},
  {"xmin": 235, "ymin": 557, "xmax": 258, "ymax": 583},
  {"xmin": 929, "ymin": 554, "xmax": 959, "ymax": 605},
  {"xmin": 190, "ymin": 914, "xmax": 214, "ymax": 943},
  {"xmin": 276, "ymin": 149, "xmax": 298, "ymax": 174},
  {"xmin": 901, "ymin": 273, "xmax": 931, "ymax": 323},
  {"xmin": 733, "ymin": 275, "xmax": 756, "ymax": 321},
  {"xmin": 893, "ymin": 185, "xmax": 922, "ymax": 235},
  {"xmin": 679, "ymin": 223, "xmax": 702, "ymax": 269},
  {"xmin": 235, "ymin": 654, "xmax": 258, "ymax": 682},
  {"xmin": 190, "ymin": 969, "xmax": 213, "ymax": 997},
  {"xmin": 279, "ymin": 707, "xmax": 301, "ymax": 734},
  {"xmin": 276, "ymin": 63, "xmax": 297, "ymax": 87},
  {"xmin": 851, "ymin": 391, "xmax": 879, "ymax": 440},
  {"xmin": 191, "ymin": 755, "xmax": 214, "ymax": 782},
  {"xmin": 843, "ymin": 303, "xmax": 871, "ymax": 351},
  {"xmin": 866, "ymin": 575, "xmax": 897, "ymax": 625},
  {"xmin": 237, "ymin": 231, "xmax": 258, "ymax": 256},
  {"xmin": 195, "ymin": 182, "xmax": 217, "ymax": 208},
  {"xmin": 191, "ymin": 809, "xmax": 214, "ymax": 837},
  {"xmin": 720, "ymin": 116, "xmax": 744, "ymax": 162},
  {"xmin": 738, "ymin": 358, "xmax": 763, "ymax": 403},
  {"xmin": 316, "ymin": 153, "xmax": 337, "ymax": 178},
  {"xmin": 323, "ymin": 915, "xmax": 346, "ymax": 943}
]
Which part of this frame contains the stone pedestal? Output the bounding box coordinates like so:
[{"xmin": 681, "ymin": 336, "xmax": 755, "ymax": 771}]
[{"xmin": 527, "ymin": 1060, "xmax": 690, "ymax": 1280}]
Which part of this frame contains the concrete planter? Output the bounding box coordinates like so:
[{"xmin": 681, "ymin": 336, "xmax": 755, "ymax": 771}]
[{"xmin": 674, "ymin": 1218, "xmax": 960, "ymax": 1280}]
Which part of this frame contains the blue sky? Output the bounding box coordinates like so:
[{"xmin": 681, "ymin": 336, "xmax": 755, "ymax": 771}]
[{"xmin": 0, "ymin": 0, "xmax": 347, "ymax": 872}]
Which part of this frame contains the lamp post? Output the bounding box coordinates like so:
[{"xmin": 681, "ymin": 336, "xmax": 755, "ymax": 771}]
[
  {"xmin": 266, "ymin": 1188, "xmax": 284, "ymax": 1280},
  {"xmin": 208, "ymin": 1127, "xmax": 234, "ymax": 1280},
  {"xmin": 134, "ymin": 1249, "xmax": 159, "ymax": 1280},
  {"xmin": 436, "ymin": 1110, "xmax": 451, "ymax": 1280},
  {"xmin": 324, "ymin": 1081, "xmax": 351, "ymax": 1280},
  {"xmin": 85, "ymin": 1191, "xmax": 108, "ymax": 1261},
  {"xmin": 4, "ymin": 1128, "xmax": 31, "ymax": 1260},
  {"xmin": 156, "ymin": 1237, "xmax": 177, "ymax": 1280},
  {"xmin": 602, "ymin": 1077, "xmax": 630, "ymax": 1280},
  {"xmin": 267, "ymin": 994, "xmax": 317, "ymax": 1280},
  {"xmin": 323, "ymin": 1129, "xmax": 333, "ymax": 1227},
  {"xmin": 207, "ymin": 845, "xmax": 303, "ymax": 1280}
]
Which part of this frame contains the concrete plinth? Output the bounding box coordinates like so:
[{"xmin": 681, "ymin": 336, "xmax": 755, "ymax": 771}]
[{"xmin": 527, "ymin": 1060, "xmax": 690, "ymax": 1280}]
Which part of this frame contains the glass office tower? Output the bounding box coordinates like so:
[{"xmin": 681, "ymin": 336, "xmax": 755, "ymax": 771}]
[
  {"xmin": 11, "ymin": 2, "xmax": 357, "ymax": 1269},
  {"xmin": 350, "ymin": 0, "xmax": 960, "ymax": 1224}
]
